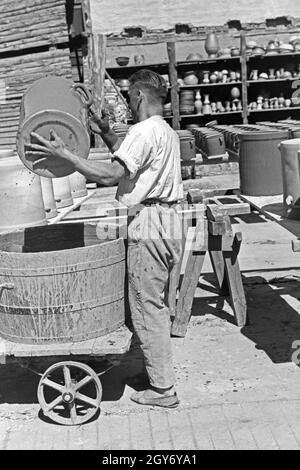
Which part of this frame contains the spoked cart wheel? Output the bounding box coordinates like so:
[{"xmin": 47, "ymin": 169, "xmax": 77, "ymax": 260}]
[{"xmin": 37, "ymin": 361, "xmax": 102, "ymax": 426}]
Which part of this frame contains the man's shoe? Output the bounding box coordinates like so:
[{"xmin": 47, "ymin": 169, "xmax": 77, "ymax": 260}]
[{"xmin": 130, "ymin": 389, "xmax": 180, "ymax": 408}]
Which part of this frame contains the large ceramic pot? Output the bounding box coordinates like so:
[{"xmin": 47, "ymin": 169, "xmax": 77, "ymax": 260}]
[
  {"xmin": 0, "ymin": 155, "xmax": 47, "ymax": 233},
  {"xmin": 205, "ymin": 33, "xmax": 220, "ymax": 58},
  {"xmin": 17, "ymin": 76, "xmax": 92, "ymax": 179}
]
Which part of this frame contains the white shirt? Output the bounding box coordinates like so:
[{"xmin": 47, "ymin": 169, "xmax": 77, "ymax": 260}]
[{"xmin": 113, "ymin": 115, "xmax": 184, "ymax": 208}]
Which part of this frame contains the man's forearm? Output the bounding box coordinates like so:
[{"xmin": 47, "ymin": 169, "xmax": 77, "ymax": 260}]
[{"xmin": 63, "ymin": 149, "xmax": 122, "ymax": 186}]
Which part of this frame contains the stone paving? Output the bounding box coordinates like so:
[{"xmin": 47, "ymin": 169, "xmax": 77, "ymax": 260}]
[{"xmin": 1, "ymin": 275, "xmax": 300, "ymax": 450}]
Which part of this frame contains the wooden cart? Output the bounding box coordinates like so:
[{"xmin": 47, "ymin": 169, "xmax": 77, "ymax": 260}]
[{"xmin": 0, "ymin": 326, "xmax": 132, "ymax": 426}]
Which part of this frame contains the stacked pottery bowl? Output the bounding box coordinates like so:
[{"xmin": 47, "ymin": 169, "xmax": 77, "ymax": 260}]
[
  {"xmin": 163, "ymin": 102, "xmax": 172, "ymax": 117},
  {"xmin": 179, "ymin": 90, "xmax": 195, "ymax": 115}
]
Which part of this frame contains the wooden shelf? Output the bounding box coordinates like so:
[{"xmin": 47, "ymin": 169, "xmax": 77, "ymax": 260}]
[
  {"xmin": 249, "ymin": 106, "xmax": 300, "ymax": 114},
  {"xmin": 177, "ymin": 57, "xmax": 241, "ymax": 66},
  {"xmin": 180, "ymin": 82, "xmax": 242, "ymax": 89},
  {"xmin": 248, "ymin": 51, "xmax": 300, "ymax": 60},
  {"xmin": 180, "ymin": 111, "xmax": 243, "ymax": 118},
  {"xmin": 247, "ymin": 78, "xmax": 298, "ymax": 84},
  {"xmin": 106, "ymin": 62, "xmax": 169, "ymax": 74}
]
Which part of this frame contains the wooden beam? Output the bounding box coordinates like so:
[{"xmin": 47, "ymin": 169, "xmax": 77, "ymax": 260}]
[{"xmin": 167, "ymin": 42, "xmax": 180, "ymax": 130}]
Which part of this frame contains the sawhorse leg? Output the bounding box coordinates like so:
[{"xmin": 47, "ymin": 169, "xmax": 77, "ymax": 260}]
[{"xmin": 171, "ymin": 214, "xmax": 247, "ymax": 338}]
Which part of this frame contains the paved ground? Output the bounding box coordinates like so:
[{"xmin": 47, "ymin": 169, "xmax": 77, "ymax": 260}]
[{"xmin": 1, "ymin": 210, "xmax": 300, "ymax": 450}]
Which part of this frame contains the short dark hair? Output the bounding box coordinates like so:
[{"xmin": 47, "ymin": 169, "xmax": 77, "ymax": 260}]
[{"xmin": 129, "ymin": 69, "xmax": 168, "ymax": 103}]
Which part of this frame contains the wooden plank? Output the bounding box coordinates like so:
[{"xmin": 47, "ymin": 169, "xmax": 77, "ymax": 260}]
[
  {"xmin": 0, "ymin": 0, "xmax": 69, "ymax": 53},
  {"xmin": 171, "ymin": 216, "xmax": 207, "ymax": 337},
  {"xmin": 224, "ymin": 233, "xmax": 247, "ymax": 327},
  {"xmin": 209, "ymin": 250, "xmax": 229, "ymax": 295},
  {"xmin": 172, "ymin": 251, "xmax": 206, "ymax": 337},
  {"xmin": 48, "ymin": 190, "xmax": 97, "ymax": 225},
  {"xmin": 167, "ymin": 41, "xmax": 180, "ymax": 130},
  {"xmin": 0, "ymin": 326, "xmax": 132, "ymax": 359}
]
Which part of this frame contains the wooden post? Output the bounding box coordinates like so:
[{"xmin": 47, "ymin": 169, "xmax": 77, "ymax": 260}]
[
  {"xmin": 88, "ymin": 33, "xmax": 107, "ymax": 146},
  {"xmin": 167, "ymin": 41, "xmax": 180, "ymax": 130},
  {"xmin": 240, "ymin": 30, "xmax": 249, "ymax": 125}
]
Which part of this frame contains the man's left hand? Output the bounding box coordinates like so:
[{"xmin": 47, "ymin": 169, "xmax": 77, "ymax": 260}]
[{"xmin": 25, "ymin": 130, "xmax": 74, "ymax": 170}]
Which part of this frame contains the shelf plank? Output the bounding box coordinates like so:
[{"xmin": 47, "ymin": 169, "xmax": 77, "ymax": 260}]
[
  {"xmin": 180, "ymin": 111, "xmax": 243, "ymax": 118},
  {"xmin": 180, "ymin": 82, "xmax": 242, "ymax": 89},
  {"xmin": 177, "ymin": 57, "xmax": 241, "ymax": 66},
  {"xmin": 247, "ymin": 78, "xmax": 298, "ymax": 84},
  {"xmin": 249, "ymin": 107, "xmax": 300, "ymax": 114},
  {"xmin": 106, "ymin": 62, "xmax": 169, "ymax": 74}
]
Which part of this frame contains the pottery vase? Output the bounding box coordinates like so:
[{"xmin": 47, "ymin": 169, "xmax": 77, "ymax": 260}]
[
  {"xmin": 194, "ymin": 91, "xmax": 203, "ymax": 114},
  {"xmin": 285, "ymin": 99, "xmax": 292, "ymax": 108},
  {"xmin": 211, "ymin": 102, "xmax": 217, "ymax": 113},
  {"xmin": 278, "ymin": 95, "xmax": 285, "ymax": 108},
  {"xmin": 250, "ymin": 70, "xmax": 259, "ymax": 81},
  {"xmin": 269, "ymin": 69, "xmax": 276, "ymax": 80},
  {"xmin": 202, "ymin": 95, "xmax": 212, "ymax": 115},
  {"xmin": 210, "ymin": 73, "xmax": 218, "ymax": 84},
  {"xmin": 231, "ymin": 87, "xmax": 241, "ymax": 100},
  {"xmin": 230, "ymin": 71, "xmax": 237, "ymax": 82},
  {"xmin": 225, "ymin": 101, "xmax": 231, "ymax": 113},
  {"xmin": 205, "ymin": 33, "xmax": 220, "ymax": 58},
  {"xmin": 202, "ymin": 71, "xmax": 210, "ymax": 84}
]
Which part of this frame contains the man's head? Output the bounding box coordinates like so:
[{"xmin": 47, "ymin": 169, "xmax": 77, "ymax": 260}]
[{"xmin": 128, "ymin": 69, "xmax": 168, "ymax": 122}]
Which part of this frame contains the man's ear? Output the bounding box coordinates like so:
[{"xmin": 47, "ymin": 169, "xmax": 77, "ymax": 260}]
[{"xmin": 137, "ymin": 89, "xmax": 146, "ymax": 102}]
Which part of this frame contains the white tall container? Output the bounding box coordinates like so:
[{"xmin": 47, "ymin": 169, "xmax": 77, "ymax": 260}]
[
  {"xmin": 69, "ymin": 172, "xmax": 88, "ymax": 198},
  {"xmin": 40, "ymin": 177, "xmax": 58, "ymax": 219},
  {"xmin": 52, "ymin": 176, "xmax": 73, "ymax": 209},
  {"xmin": 0, "ymin": 155, "xmax": 47, "ymax": 233}
]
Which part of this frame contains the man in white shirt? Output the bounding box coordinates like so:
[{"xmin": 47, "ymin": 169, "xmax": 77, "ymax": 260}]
[{"xmin": 27, "ymin": 70, "xmax": 184, "ymax": 408}]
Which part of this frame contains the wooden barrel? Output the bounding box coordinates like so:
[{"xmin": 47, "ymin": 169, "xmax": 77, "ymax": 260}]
[{"xmin": 0, "ymin": 223, "xmax": 126, "ymax": 344}]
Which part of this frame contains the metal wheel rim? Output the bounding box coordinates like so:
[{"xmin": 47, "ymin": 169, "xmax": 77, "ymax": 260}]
[{"xmin": 37, "ymin": 361, "xmax": 102, "ymax": 426}]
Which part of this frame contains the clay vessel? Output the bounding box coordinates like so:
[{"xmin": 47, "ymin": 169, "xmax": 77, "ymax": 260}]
[
  {"xmin": 17, "ymin": 76, "xmax": 92, "ymax": 179},
  {"xmin": 205, "ymin": 33, "xmax": 220, "ymax": 58},
  {"xmin": 40, "ymin": 177, "xmax": 57, "ymax": 220},
  {"xmin": 0, "ymin": 155, "xmax": 47, "ymax": 233},
  {"xmin": 69, "ymin": 172, "xmax": 88, "ymax": 198},
  {"xmin": 52, "ymin": 176, "xmax": 73, "ymax": 209}
]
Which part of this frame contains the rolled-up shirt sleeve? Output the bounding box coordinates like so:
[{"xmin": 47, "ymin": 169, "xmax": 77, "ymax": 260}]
[{"xmin": 113, "ymin": 129, "xmax": 153, "ymax": 180}]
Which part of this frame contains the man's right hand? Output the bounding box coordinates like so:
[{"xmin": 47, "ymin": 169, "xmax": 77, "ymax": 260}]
[{"xmin": 89, "ymin": 107, "xmax": 110, "ymax": 135}]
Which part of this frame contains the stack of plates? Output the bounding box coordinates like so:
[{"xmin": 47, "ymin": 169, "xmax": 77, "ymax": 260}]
[
  {"xmin": 163, "ymin": 102, "xmax": 172, "ymax": 117},
  {"xmin": 179, "ymin": 90, "xmax": 195, "ymax": 115}
]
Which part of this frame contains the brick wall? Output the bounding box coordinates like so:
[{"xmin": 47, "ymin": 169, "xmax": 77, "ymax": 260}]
[{"xmin": 90, "ymin": 0, "xmax": 300, "ymax": 33}]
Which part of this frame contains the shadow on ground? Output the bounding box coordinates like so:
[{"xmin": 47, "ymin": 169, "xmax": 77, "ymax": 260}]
[{"xmin": 192, "ymin": 273, "xmax": 300, "ymax": 364}]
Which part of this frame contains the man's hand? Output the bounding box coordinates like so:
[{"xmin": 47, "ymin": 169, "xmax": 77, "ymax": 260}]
[
  {"xmin": 25, "ymin": 130, "xmax": 75, "ymax": 170},
  {"xmin": 89, "ymin": 107, "xmax": 110, "ymax": 135}
]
